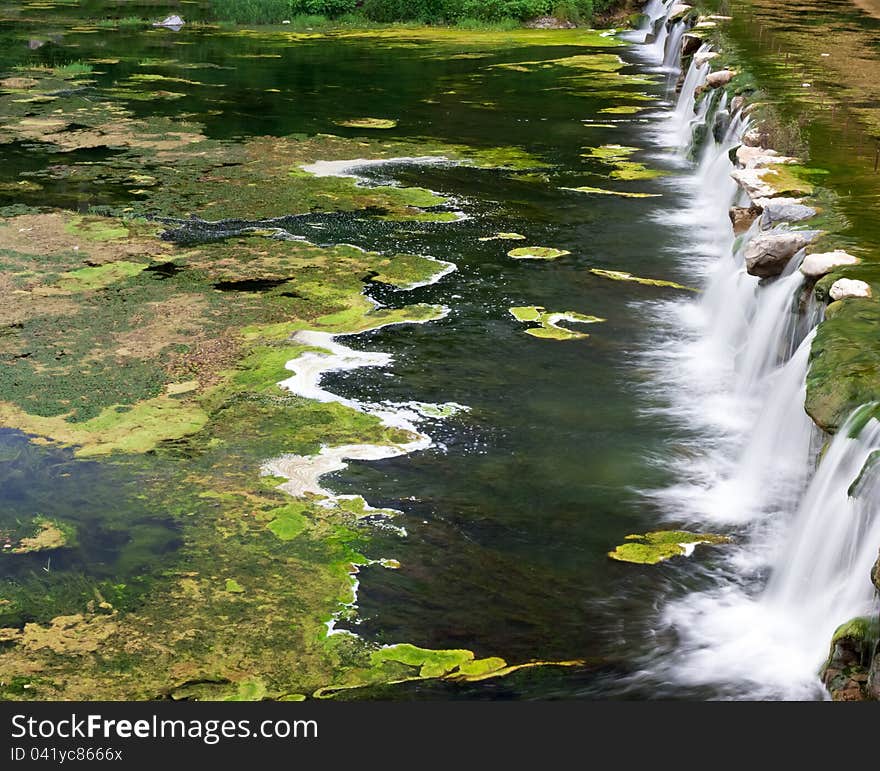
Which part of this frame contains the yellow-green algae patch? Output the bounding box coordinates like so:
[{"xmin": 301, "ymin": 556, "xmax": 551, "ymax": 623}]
[
  {"xmin": 507, "ymin": 246, "xmax": 571, "ymax": 260},
  {"xmin": 50, "ymin": 261, "xmax": 148, "ymax": 293},
  {"xmin": 510, "ymin": 306, "xmax": 605, "ymax": 341},
  {"xmin": 0, "ymin": 397, "xmax": 210, "ymax": 458},
  {"xmin": 478, "ymin": 232, "xmax": 526, "ymax": 241},
  {"xmin": 563, "ymin": 186, "xmax": 662, "ymax": 198},
  {"xmin": 1, "ymin": 516, "xmax": 75, "ymax": 555},
  {"xmin": 590, "ymin": 269, "xmax": 698, "ymax": 292},
  {"xmin": 312, "ymin": 643, "xmax": 585, "ymax": 698},
  {"xmin": 581, "ymin": 144, "xmax": 638, "ymax": 162},
  {"xmin": 608, "ymin": 531, "xmax": 731, "ymax": 565},
  {"xmin": 334, "ymin": 118, "xmax": 398, "ymax": 129},
  {"xmin": 599, "ymin": 105, "xmax": 648, "ymax": 115}
]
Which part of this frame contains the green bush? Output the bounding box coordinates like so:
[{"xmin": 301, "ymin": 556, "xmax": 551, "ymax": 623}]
[
  {"xmin": 291, "ymin": 0, "xmax": 357, "ymax": 15},
  {"xmin": 360, "ymin": 0, "xmax": 447, "ymax": 22},
  {"xmin": 209, "ymin": 0, "xmax": 293, "ymax": 23},
  {"xmin": 458, "ymin": 0, "xmax": 551, "ymax": 21},
  {"xmin": 552, "ymin": 0, "xmax": 592, "ymax": 24},
  {"xmin": 209, "ymin": 0, "xmax": 622, "ymax": 24}
]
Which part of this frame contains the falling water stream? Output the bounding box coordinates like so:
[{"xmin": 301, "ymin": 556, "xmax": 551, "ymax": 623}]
[{"xmin": 629, "ymin": 1, "xmax": 880, "ymax": 699}]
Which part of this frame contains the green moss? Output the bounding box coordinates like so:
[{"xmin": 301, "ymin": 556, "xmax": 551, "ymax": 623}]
[
  {"xmin": 608, "ymin": 531, "xmax": 731, "ymax": 565},
  {"xmin": 227, "ymin": 679, "xmax": 267, "ymax": 700},
  {"xmin": 831, "ymin": 616, "xmax": 879, "ymax": 646},
  {"xmin": 806, "ymin": 299, "xmax": 880, "ymax": 433}
]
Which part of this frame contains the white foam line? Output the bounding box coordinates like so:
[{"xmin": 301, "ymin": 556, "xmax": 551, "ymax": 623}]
[
  {"xmin": 300, "ymin": 155, "xmax": 454, "ymax": 179},
  {"xmin": 260, "ymin": 260, "xmax": 463, "ymax": 637}
]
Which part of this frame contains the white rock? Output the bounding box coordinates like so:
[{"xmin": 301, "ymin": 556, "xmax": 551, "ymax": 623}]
[
  {"xmin": 743, "ymin": 230, "xmax": 819, "ymax": 278},
  {"xmin": 742, "ymin": 127, "xmax": 764, "ymax": 147},
  {"xmin": 669, "ymin": 4, "xmax": 693, "ymax": 20},
  {"xmin": 735, "ymin": 145, "xmax": 779, "ymax": 168},
  {"xmin": 799, "ymin": 250, "xmax": 859, "ymax": 278},
  {"xmin": 731, "ymin": 168, "xmax": 777, "ymax": 200},
  {"xmin": 829, "ymin": 278, "xmax": 871, "ymax": 301},
  {"xmin": 153, "ymin": 15, "xmax": 184, "ymax": 28},
  {"xmin": 758, "ymin": 197, "xmax": 816, "ymax": 228},
  {"xmin": 706, "ymin": 69, "xmax": 736, "ymax": 88},
  {"xmin": 694, "ymin": 51, "xmax": 719, "ymax": 67}
]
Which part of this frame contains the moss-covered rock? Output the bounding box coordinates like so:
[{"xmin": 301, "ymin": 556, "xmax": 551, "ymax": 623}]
[
  {"xmin": 806, "ymin": 299, "xmax": 880, "ymax": 433},
  {"xmin": 821, "ymin": 616, "xmax": 880, "ymax": 701}
]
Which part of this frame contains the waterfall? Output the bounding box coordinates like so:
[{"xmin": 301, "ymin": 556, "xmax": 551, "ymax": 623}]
[
  {"xmin": 734, "ymin": 259, "xmax": 805, "ymax": 393},
  {"xmin": 764, "ymin": 410, "xmax": 880, "ymax": 625},
  {"xmin": 634, "ymin": 18, "xmax": 880, "ymax": 699},
  {"xmin": 663, "ymin": 19, "xmax": 687, "ymax": 71},
  {"xmin": 670, "ymin": 47, "xmax": 711, "ymax": 144},
  {"xmin": 640, "ymin": 0, "xmax": 667, "ymax": 28}
]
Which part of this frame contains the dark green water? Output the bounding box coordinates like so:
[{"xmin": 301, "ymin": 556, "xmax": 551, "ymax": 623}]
[{"xmin": 0, "ymin": 6, "xmax": 741, "ymax": 698}]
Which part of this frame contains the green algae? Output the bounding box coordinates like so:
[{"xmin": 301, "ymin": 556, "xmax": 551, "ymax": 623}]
[
  {"xmin": 507, "ymin": 246, "xmax": 570, "ymax": 260},
  {"xmin": 1, "ymin": 516, "xmax": 75, "ymax": 555},
  {"xmin": 599, "ymin": 105, "xmax": 647, "ymax": 115},
  {"xmin": 509, "ymin": 306, "xmax": 605, "ymax": 341},
  {"xmin": 608, "ymin": 531, "xmax": 732, "ymax": 565},
  {"xmin": 479, "ymin": 232, "xmax": 526, "ymax": 241},
  {"xmin": 590, "ymin": 269, "xmax": 698, "ymax": 292},
  {"xmin": 312, "ymin": 642, "xmax": 585, "ymax": 698},
  {"xmin": 224, "ymin": 578, "xmax": 245, "ymax": 594},
  {"xmin": 580, "ymin": 144, "xmax": 638, "ymax": 162},
  {"xmin": 334, "ymin": 118, "xmax": 398, "ymax": 129},
  {"xmin": 760, "ymin": 164, "xmax": 816, "ymax": 197},
  {"xmin": 266, "ymin": 503, "xmax": 309, "ymax": 541},
  {"xmin": 0, "ymin": 397, "xmax": 210, "ymax": 458},
  {"xmin": 563, "ymin": 186, "xmax": 662, "ymax": 198},
  {"xmin": 53, "ymin": 261, "xmax": 148, "ymax": 292}
]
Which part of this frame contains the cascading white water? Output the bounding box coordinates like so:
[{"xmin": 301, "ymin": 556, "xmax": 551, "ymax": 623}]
[
  {"xmin": 663, "ymin": 19, "xmax": 687, "ymax": 71},
  {"xmin": 640, "ymin": 0, "xmax": 666, "ymax": 27},
  {"xmin": 764, "ymin": 410, "xmax": 880, "ymax": 635},
  {"xmin": 734, "ymin": 257, "xmax": 805, "ymax": 393},
  {"xmin": 635, "ymin": 19, "xmax": 880, "ymax": 699},
  {"xmin": 659, "ymin": 408, "xmax": 880, "ymax": 699},
  {"xmin": 670, "ymin": 47, "xmax": 711, "ymax": 144}
]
